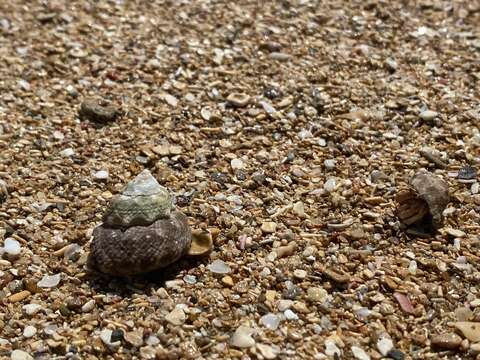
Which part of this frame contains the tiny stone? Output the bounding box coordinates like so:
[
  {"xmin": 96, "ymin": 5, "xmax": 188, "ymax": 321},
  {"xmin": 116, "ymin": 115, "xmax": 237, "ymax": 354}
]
[
  {"xmin": 453, "ymin": 322, "xmax": 480, "ymax": 342},
  {"xmin": 277, "ymin": 299, "xmax": 293, "ymax": 311},
  {"xmin": 10, "ymin": 350, "xmax": 33, "ymax": 360},
  {"xmin": 445, "ymin": 228, "xmax": 466, "ymax": 238},
  {"xmin": 376, "ymin": 335, "xmax": 394, "ymax": 356},
  {"xmin": 455, "ymin": 307, "xmax": 473, "ymax": 321},
  {"xmin": 325, "ymin": 339, "xmax": 341, "ymax": 357},
  {"xmin": 94, "ymin": 170, "xmax": 109, "ymax": 180},
  {"xmin": 183, "ymin": 275, "xmax": 197, "ymax": 285},
  {"xmin": 82, "ymin": 299, "xmax": 95, "ymax": 312},
  {"xmin": 221, "ymin": 275, "xmax": 234, "ymax": 287},
  {"xmin": 124, "ymin": 330, "xmax": 144, "ymax": 347},
  {"xmin": 292, "ymin": 201, "xmax": 306, "ymax": 218},
  {"xmin": 230, "ymin": 326, "xmax": 255, "ymax": 348},
  {"xmin": 60, "ymin": 148, "xmax": 75, "ymax": 157},
  {"xmin": 163, "ymin": 93, "xmax": 178, "ymax": 107},
  {"xmin": 431, "ymin": 333, "xmax": 462, "ymax": 350},
  {"xmin": 261, "ymin": 222, "xmax": 277, "ymax": 233},
  {"xmin": 231, "ymin": 158, "xmax": 244, "ymax": 170},
  {"xmin": 324, "ymin": 178, "xmax": 337, "ymax": 192},
  {"xmin": 37, "ymin": 273, "xmax": 61, "ymax": 288},
  {"xmin": 387, "ymin": 349, "xmax": 405, "ymax": 360},
  {"xmin": 256, "ymin": 343, "xmax": 278, "ymax": 359},
  {"xmin": 293, "ymin": 269, "xmax": 307, "ymax": 279},
  {"xmin": 284, "ymin": 309, "xmax": 298, "ymax": 320},
  {"xmin": 458, "ymin": 165, "xmax": 477, "ymax": 180},
  {"xmin": 23, "ymin": 304, "xmax": 43, "ymax": 316},
  {"xmin": 419, "ymin": 110, "xmax": 438, "ymax": 121},
  {"xmin": 23, "ymin": 325, "xmax": 37, "ymax": 338},
  {"xmin": 307, "ymin": 287, "xmax": 328, "ymax": 302},
  {"xmin": 165, "ymin": 307, "xmax": 186, "ymax": 325},
  {"xmin": 260, "ymin": 313, "xmax": 281, "ymax": 330},
  {"xmin": 227, "ymin": 93, "xmax": 250, "ymax": 108},
  {"xmin": 324, "ymin": 159, "xmax": 336, "ymax": 169},
  {"xmin": 207, "ymin": 259, "xmax": 231, "ymax": 274},
  {"xmin": 351, "ymin": 346, "xmax": 370, "ymax": 360},
  {"xmin": 4, "ymin": 238, "xmax": 21, "ymax": 256}
]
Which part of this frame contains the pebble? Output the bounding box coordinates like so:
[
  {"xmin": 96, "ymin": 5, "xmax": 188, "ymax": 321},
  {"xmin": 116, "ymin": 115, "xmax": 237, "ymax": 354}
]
[
  {"xmin": 269, "ymin": 52, "xmax": 291, "ymax": 61},
  {"xmin": 37, "ymin": 273, "xmax": 61, "ymax": 288},
  {"xmin": 93, "ymin": 170, "xmax": 109, "ymax": 181},
  {"xmin": 207, "ymin": 259, "xmax": 231, "ymax": 274},
  {"xmin": 23, "ymin": 325, "xmax": 37, "ymax": 338},
  {"xmin": 8, "ymin": 290, "xmax": 31, "ymax": 303},
  {"xmin": 230, "ymin": 326, "xmax": 255, "ymax": 348},
  {"xmin": 351, "ymin": 346, "xmax": 370, "ymax": 360},
  {"xmin": 324, "ymin": 159, "xmax": 336, "ymax": 169},
  {"xmin": 387, "ymin": 349, "xmax": 405, "ymax": 360},
  {"xmin": 3, "ymin": 238, "xmax": 21, "ymax": 256},
  {"xmin": 323, "ymin": 178, "xmax": 337, "ymax": 192},
  {"xmin": 292, "ymin": 201, "xmax": 306, "ymax": 218},
  {"xmin": 325, "ymin": 339, "xmax": 341, "ymax": 357},
  {"xmin": 376, "ymin": 335, "xmax": 394, "ymax": 356},
  {"xmin": 221, "ymin": 275, "xmax": 234, "ymax": 287},
  {"xmin": 277, "ymin": 299, "xmax": 293, "ymax": 311},
  {"xmin": 124, "ymin": 330, "xmax": 144, "ymax": 347},
  {"xmin": 455, "ymin": 307, "xmax": 473, "ymax": 321},
  {"xmin": 260, "ymin": 313, "xmax": 281, "ymax": 330},
  {"xmin": 256, "ymin": 343, "xmax": 278, "ymax": 359},
  {"xmin": 23, "ymin": 304, "xmax": 43, "ymax": 315},
  {"xmin": 261, "ymin": 222, "xmax": 277, "ymax": 233},
  {"xmin": 10, "ymin": 350, "xmax": 33, "ymax": 360},
  {"xmin": 259, "ymin": 100, "xmax": 277, "ymax": 115},
  {"xmin": 165, "ymin": 307, "xmax": 186, "ymax": 325},
  {"xmin": 163, "ymin": 93, "xmax": 178, "ymax": 107},
  {"xmin": 307, "ymin": 287, "xmax": 328, "ymax": 302},
  {"xmin": 445, "ymin": 228, "xmax": 466, "ymax": 238},
  {"xmin": 82, "ymin": 299, "xmax": 96, "ymax": 312},
  {"xmin": 453, "ymin": 322, "xmax": 480, "ymax": 342},
  {"xmin": 293, "ymin": 269, "xmax": 307, "ymax": 279},
  {"xmin": 100, "ymin": 329, "xmax": 120, "ymax": 348},
  {"xmin": 60, "ymin": 148, "xmax": 75, "ymax": 157},
  {"xmin": 284, "ymin": 309, "xmax": 299, "ymax": 320},
  {"xmin": 431, "ymin": 332, "xmax": 462, "ymax": 350},
  {"xmin": 183, "ymin": 275, "xmax": 197, "ymax": 285},
  {"xmin": 226, "ymin": 93, "xmax": 250, "ymax": 108},
  {"xmin": 230, "ymin": 158, "xmax": 245, "ymax": 170},
  {"xmin": 419, "ymin": 110, "xmax": 438, "ymax": 121}
]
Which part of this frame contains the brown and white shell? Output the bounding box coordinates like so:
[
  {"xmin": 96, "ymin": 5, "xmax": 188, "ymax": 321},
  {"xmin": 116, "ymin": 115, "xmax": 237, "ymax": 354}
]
[{"xmin": 87, "ymin": 170, "xmax": 210, "ymax": 276}]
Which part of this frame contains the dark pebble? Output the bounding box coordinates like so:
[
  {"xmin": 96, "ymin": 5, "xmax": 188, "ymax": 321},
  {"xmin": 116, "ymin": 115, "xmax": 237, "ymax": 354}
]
[
  {"xmin": 387, "ymin": 349, "xmax": 406, "ymax": 360},
  {"xmin": 458, "ymin": 165, "xmax": 477, "ymax": 180},
  {"xmin": 111, "ymin": 329, "xmax": 124, "ymax": 342}
]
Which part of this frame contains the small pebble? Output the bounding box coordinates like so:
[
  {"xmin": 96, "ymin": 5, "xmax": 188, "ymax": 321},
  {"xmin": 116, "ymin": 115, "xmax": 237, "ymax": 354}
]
[
  {"xmin": 230, "ymin": 326, "xmax": 255, "ymax": 348},
  {"xmin": 351, "ymin": 346, "xmax": 370, "ymax": 360},
  {"xmin": 82, "ymin": 299, "xmax": 96, "ymax": 312},
  {"xmin": 23, "ymin": 304, "xmax": 43, "ymax": 316},
  {"xmin": 23, "ymin": 326, "xmax": 37, "ymax": 338},
  {"xmin": 445, "ymin": 228, "xmax": 466, "ymax": 238},
  {"xmin": 387, "ymin": 349, "xmax": 405, "ymax": 360},
  {"xmin": 60, "ymin": 148, "xmax": 75, "ymax": 157},
  {"xmin": 293, "ymin": 269, "xmax": 307, "ymax": 279},
  {"xmin": 261, "ymin": 222, "xmax": 277, "ymax": 233},
  {"xmin": 231, "ymin": 158, "xmax": 245, "ymax": 170},
  {"xmin": 419, "ymin": 110, "xmax": 438, "ymax": 121},
  {"xmin": 10, "ymin": 350, "xmax": 33, "ymax": 360},
  {"xmin": 284, "ymin": 309, "xmax": 298, "ymax": 320},
  {"xmin": 325, "ymin": 339, "xmax": 341, "ymax": 357},
  {"xmin": 94, "ymin": 170, "xmax": 109, "ymax": 181},
  {"xmin": 376, "ymin": 335, "xmax": 394, "ymax": 356},
  {"xmin": 453, "ymin": 322, "xmax": 480, "ymax": 342},
  {"xmin": 3, "ymin": 238, "xmax": 21, "ymax": 256},
  {"xmin": 256, "ymin": 343, "xmax": 279, "ymax": 359},
  {"xmin": 324, "ymin": 159, "xmax": 336, "ymax": 169},
  {"xmin": 227, "ymin": 93, "xmax": 250, "ymax": 108},
  {"xmin": 324, "ymin": 178, "xmax": 337, "ymax": 192},
  {"xmin": 307, "ymin": 287, "xmax": 328, "ymax": 302},
  {"xmin": 37, "ymin": 274, "xmax": 61, "ymax": 288},
  {"xmin": 165, "ymin": 307, "xmax": 186, "ymax": 325},
  {"xmin": 260, "ymin": 313, "xmax": 281, "ymax": 330},
  {"xmin": 431, "ymin": 332, "xmax": 462, "ymax": 350},
  {"xmin": 207, "ymin": 260, "xmax": 231, "ymax": 274}
]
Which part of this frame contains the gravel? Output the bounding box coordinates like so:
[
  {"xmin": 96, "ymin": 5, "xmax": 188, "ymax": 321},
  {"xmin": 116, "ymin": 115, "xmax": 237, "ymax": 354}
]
[{"xmin": 1, "ymin": 1, "xmax": 480, "ymax": 359}]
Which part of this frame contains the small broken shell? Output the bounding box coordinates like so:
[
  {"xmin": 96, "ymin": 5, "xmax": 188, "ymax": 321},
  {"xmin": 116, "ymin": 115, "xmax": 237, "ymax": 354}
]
[
  {"xmin": 103, "ymin": 169, "xmax": 172, "ymax": 228},
  {"xmin": 88, "ymin": 211, "xmax": 191, "ymax": 276},
  {"xmin": 396, "ymin": 170, "xmax": 450, "ymax": 235},
  {"xmin": 188, "ymin": 229, "xmax": 213, "ymax": 257}
]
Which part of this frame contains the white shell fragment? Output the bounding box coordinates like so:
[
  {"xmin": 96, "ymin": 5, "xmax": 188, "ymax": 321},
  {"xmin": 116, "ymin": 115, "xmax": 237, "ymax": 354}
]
[
  {"xmin": 3, "ymin": 238, "xmax": 21, "ymax": 256},
  {"xmin": 103, "ymin": 169, "xmax": 172, "ymax": 227},
  {"xmin": 37, "ymin": 274, "xmax": 61, "ymax": 288}
]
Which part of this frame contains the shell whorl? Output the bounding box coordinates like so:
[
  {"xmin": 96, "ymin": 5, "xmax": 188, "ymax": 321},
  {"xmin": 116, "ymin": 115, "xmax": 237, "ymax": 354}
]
[{"xmin": 103, "ymin": 169, "xmax": 172, "ymax": 228}]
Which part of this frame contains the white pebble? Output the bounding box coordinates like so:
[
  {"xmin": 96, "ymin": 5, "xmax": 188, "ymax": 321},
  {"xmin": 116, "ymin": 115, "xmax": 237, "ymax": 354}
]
[
  {"xmin": 23, "ymin": 304, "xmax": 43, "ymax": 316},
  {"xmin": 376, "ymin": 335, "xmax": 394, "ymax": 356},
  {"xmin": 37, "ymin": 273, "xmax": 61, "ymax": 288},
  {"xmin": 472, "ymin": 182, "xmax": 479, "ymax": 195},
  {"xmin": 260, "ymin": 313, "xmax": 281, "ymax": 330},
  {"xmin": 284, "ymin": 309, "xmax": 298, "ymax": 320},
  {"xmin": 419, "ymin": 110, "xmax": 438, "ymax": 121},
  {"xmin": 277, "ymin": 300, "xmax": 293, "ymax": 311},
  {"xmin": 94, "ymin": 170, "xmax": 109, "ymax": 180},
  {"xmin": 10, "ymin": 350, "xmax": 33, "ymax": 360},
  {"xmin": 81, "ymin": 299, "xmax": 95, "ymax": 312},
  {"xmin": 325, "ymin": 339, "xmax": 341, "ymax": 357},
  {"xmin": 230, "ymin": 158, "xmax": 244, "ymax": 170},
  {"xmin": 408, "ymin": 260, "xmax": 417, "ymax": 275},
  {"xmin": 324, "ymin": 178, "xmax": 337, "ymax": 192},
  {"xmin": 230, "ymin": 326, "xmax": 255, "ymax": 348},
  {"xmin": 260, "ymin": 101, "xmax": 277, "ymax": 115},
  {"xmin": 324, "ymin": 159, "xmax": 336, "ymax": 169},
  {"xmin": 207, "ymin": 259, "xmax": 231, "ymax": 274},
  {"xmin": 4, "ymin": 238, "xmax": 21, "ymax": 256},
  {"xmin": 23, "ymin": 326, "xmax": 37, "ymax": 338},
  {"xmin": 351, "ymin": 345, "xmax": 370, "ymax": 360},
  {"xmin": 60, "ymin": 148, "xmax": 75, "ymax": 157}
]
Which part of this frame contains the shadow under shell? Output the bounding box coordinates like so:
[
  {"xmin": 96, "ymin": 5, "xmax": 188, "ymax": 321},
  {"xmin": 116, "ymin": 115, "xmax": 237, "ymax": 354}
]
[{"xmin": 87, "ymin": 211, "xmax": 191, "ymax": 276}]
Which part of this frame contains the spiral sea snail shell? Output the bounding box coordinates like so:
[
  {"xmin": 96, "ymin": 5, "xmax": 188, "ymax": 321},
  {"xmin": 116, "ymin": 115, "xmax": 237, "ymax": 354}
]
[{"xmin": 87, "ymin": 170, "xmax": 211, "ymax": 276}]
